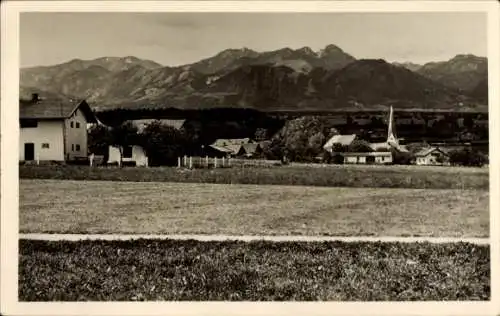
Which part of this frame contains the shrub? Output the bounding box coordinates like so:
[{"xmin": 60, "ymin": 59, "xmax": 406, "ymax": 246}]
[{"xmin": 449, "ymin": 148, "xmax": 487, "ymax": 167}]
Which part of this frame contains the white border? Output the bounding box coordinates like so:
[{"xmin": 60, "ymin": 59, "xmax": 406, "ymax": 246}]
[{"xmin": 1, "ymin": 1, "xmax": 499, "ymax": 316}]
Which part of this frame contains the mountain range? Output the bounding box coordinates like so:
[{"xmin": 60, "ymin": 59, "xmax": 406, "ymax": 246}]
[{"xmin": 20, "ymin": 44, "xmax": 488, "ymax": 112}]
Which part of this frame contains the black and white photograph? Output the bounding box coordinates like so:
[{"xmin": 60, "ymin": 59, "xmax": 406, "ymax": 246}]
[{"xmin": 1, "ymin": 1, "xmax": 499, "ymax": 315}]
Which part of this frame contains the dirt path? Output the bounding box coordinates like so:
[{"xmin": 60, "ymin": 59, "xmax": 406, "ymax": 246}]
[{"xmin": 18, "ymin": 233, "xmax": 490, "ymax": 245}]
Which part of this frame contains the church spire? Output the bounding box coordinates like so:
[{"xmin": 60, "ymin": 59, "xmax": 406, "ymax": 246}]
[{"xmin": 387, "ymin": 106, "xmax": 398, "ymax": 146}]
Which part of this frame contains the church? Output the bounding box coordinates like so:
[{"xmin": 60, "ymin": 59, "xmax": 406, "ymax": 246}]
[{"xmin": 323, "ymin": 106, "xmax": 408, "ymax": 164}]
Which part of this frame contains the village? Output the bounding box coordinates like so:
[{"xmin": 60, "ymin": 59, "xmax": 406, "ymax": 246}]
[{"xmin": 18, "ymin": 92, "xmax": 488, "ymax": 169}]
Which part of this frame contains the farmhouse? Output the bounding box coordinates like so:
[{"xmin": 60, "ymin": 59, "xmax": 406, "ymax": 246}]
[
  {"xmin": 415, "ymin": 147, "xmax": 450, "ymax": 166},
  {"xmin": 107, "ymin": 118, "xmax": 186, "ymax": 166},
  {"xmin": 19, "ymin": 93, "xmax": 97, "ymax": 162}
]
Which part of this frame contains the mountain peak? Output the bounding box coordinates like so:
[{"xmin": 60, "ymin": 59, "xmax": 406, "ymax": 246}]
[
  {"xmin": 453, "ymin": 53, "xmax": 479, "ymax": 59},
  {"xmin": 296, "ymin": 46, "xmax": 315, "ymax": 55},
  {"xmin": 217, "ymin": 48, "xmax": 258, "ymax": 57},
  {"xmin": 320, "ymin": 44, "xmax": 344, "ymax": 55},
  {"xmin": 123, "ymin": 56, "xmax": 139, "ymax": 62}
]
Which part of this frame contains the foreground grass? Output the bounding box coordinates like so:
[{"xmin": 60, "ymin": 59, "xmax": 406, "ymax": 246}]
[
  {"xmin": 19, "ymin": 164, "xmax": 489, "ymax": 190},
  {"xmin": 19, "ymin": 239, "xmax": 490, "ymax": 301},
  {"xmin": 20, "ymin": 180, "xmax": 489, "ymax": 237}
]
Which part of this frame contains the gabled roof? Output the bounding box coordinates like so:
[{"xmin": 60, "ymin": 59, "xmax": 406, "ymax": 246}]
[
  {"xmin": 225, "ymin": 144, "xmax": 243, "ymax": 154},
  {"xmin": 415, "ymin": 147, "xmax": 449, "ymax": 157},
  {"xmin": 323, "ymin": 134, "xmax": 356, "ymax": 150},
  {"xmin": 240, "ymin": 143, "xmax": 261, "ymax": 154},
  {"xmin": 19, "ymin": 95, "xmax": 97, "ymax": 123},
  {"xmin": 212, "ymin": 138, "xmax": 251, "ymax": 147}
]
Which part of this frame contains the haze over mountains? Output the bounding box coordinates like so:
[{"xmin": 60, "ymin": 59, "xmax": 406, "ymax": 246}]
[{"xmin": 20, "ymin": 44, "xmax": 488, "ymax": 112}]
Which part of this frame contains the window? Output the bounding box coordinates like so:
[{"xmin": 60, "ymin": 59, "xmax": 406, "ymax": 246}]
[
  {"xmin": 70, "ymin": 122, "xmax": 74, "ymax": 128},
  {"xmin": 76, "ymin": 122, "xmax": 80, "ymax": 128},
  {"xmin": 20, "ymin": 119, "xmax": 38, "ymax": 128},
  {"xmin": 123, "ymin": 146, "xmax": 133, "ymax": 158},
  {"xmin": 76, "ymin": 144, "xmax": 81, "ymax": 151},
  {"xmin": 42, "ymin": 143, "xmax": 49, "ymax": 149}
]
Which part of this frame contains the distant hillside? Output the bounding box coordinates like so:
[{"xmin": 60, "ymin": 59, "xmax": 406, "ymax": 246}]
[
  {"xmin": 417, "ymin": 54, "xmax": 487, "ymax": 94},
  {"xmin": 318, "ymin": 59, "xmax": 463, "ymax": 108},
  {"xmin": 470, "ymin": 78, "xmax": 488, "ymax": 103},
  {"xmin": 20, "ymin": 46, "xmax": 487, "ymax": 112}
]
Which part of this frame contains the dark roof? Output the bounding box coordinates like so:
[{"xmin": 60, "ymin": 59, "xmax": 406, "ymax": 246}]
[{"xmin": 19, "ymin": 95, "xmax": 97, "ymax": 123}]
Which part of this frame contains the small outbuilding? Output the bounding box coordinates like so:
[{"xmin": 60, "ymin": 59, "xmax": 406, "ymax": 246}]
[{"xmin": 108, "ymin": 145, "xmax": 148, "ymax": 166}]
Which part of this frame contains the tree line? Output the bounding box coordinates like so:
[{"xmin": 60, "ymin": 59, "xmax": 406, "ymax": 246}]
[{"xmin": 89, "ymin": 116, "xmax": 488, "ymax": 167}]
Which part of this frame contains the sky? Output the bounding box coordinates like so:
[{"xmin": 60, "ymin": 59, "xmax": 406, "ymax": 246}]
[{"xmin": 20, "ymin": 12, "xmax": 487, "ymax": 68}]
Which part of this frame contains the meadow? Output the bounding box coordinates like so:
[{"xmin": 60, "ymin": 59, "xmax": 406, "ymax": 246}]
[
  {"xmin": 19, "ymin": 239, "xmax": 490, "ymax": 301},
  {"xmin": 18, "ymin": 163, "xmax": 490, "ymax": 301},
  {"xmin": 20, "ymin": 179, "xmax": 489, "ymax": 237},
  {"xmin": 19, "ymin": 163, "xmax": 489, "ymax": 190}
]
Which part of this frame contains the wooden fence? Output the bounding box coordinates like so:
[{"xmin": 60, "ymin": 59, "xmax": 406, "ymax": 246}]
[{"xmin": 177, "ymin": 156, "xmax": 282, "ymax": 169}]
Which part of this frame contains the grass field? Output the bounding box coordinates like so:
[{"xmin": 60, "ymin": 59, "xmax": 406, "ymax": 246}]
[
  {"xmin": 20, "ymin": 179, "xmax": 489, "ymax": 237},
  {"xmin": 19, "ymin": 239, "xmax": 490, "ymax": 301},
  {"xmin": 19, "ymin": 164, "xmax": 489, "ymax": 190}
]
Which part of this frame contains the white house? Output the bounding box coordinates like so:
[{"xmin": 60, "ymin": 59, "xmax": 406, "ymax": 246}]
[
  {"xmin": 19, "ymin": 93, "xmax": 97, "ymax": 162},
  {"xmin": 342, "ymin": 152, "xmax": 393, "ymax": 164},
  {"xmin": 415, "ymin": 147, "xmax": 450, "ymax": 166}
]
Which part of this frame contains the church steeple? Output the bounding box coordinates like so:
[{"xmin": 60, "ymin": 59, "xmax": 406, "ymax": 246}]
[{"xmin": 387, "ymin": 106, "xmax": 398, "ymax": 146}]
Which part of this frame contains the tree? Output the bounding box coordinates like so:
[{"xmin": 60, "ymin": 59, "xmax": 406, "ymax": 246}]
[
  {"xmin": 140, "ymin": 121, "xmax": 191, "ymax": 166},
  {"xmin": 265, "ymin": 116, "xmax": 339, "ymax": 162},
  {"xmin": 88, "ymin": 124, "xmax": 111, "ymax": 161},
  {"xmin": 254, "ymin": 128, "xmax": 268, "ymax": 141},
  {"xmin": 108, "ymin": 121, "xmax": 139, "ymax": 167},
  {"xmin": 347, "ymin": 140, "xmax": 373, "ymax": 153}
]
